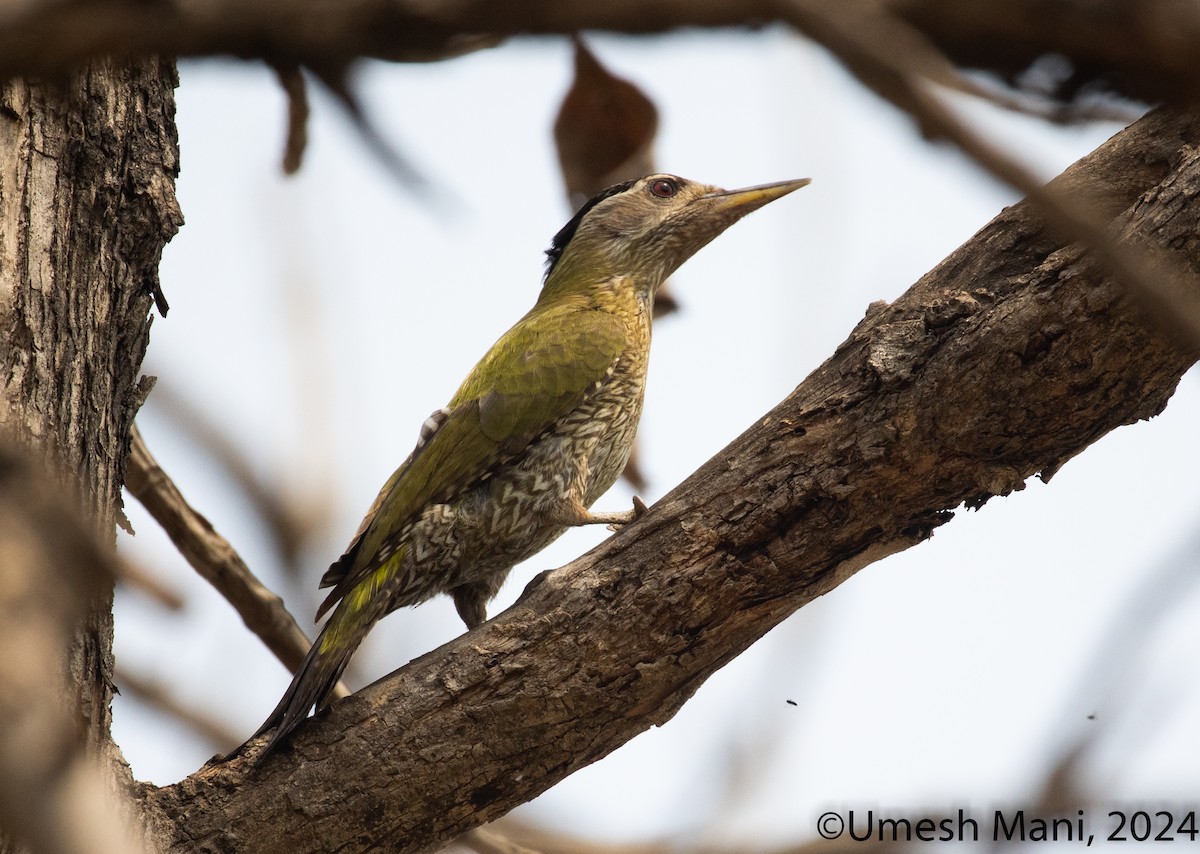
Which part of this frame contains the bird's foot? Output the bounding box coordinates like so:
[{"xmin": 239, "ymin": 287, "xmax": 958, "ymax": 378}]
[
  {"xmin": 551, "ymin": 496, "xmax": 649, "ymax": 530},
  {"xmin": 605, "ymin": 495, "xmax": 648, "ymax": 532}
]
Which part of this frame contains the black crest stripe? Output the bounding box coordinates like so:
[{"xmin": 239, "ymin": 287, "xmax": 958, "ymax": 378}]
[{"xmin": 543, "ymin": 178, "xmax": 638, "ymax": 280}]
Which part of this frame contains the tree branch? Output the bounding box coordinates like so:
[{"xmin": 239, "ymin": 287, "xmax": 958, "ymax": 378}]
[
  {"xmin": 116, "ymin": 668, "xmax": 242, "ymax": 753},
  {"xmin": 143, "ymin": 107, "xmax": 1200, "ymax": 853},
  {"xmin": 1, "ymin": 0, "xmax": 1197, "ymax": 108},
  {"xmin": 888, "ymin": 0, "xmax": 1200, "ymax": 103},
  {"xmin": 114, "ymin": 556, "xmax": 185, "ymax": 612}
]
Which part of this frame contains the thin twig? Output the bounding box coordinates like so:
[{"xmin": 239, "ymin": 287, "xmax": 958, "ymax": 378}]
[
  {"xmin": 113, "ymin": 556, "xmax": 185, "ymax": 611},
  {"xmin": 272, "ymin": 61, "xmax": 310, "ymax": 175},
  {"xmin": 309, "ymin": 63, "xmax": 447, "ymax": 202},
  {"xmin": 124, "ymin": 424, "xmax": 349, "ymax": 699},
  {"xmin": 146, "ymin": 383, "xmax": 317, "ymax": 575},
  {"xmin": 116, "ymin": 667, "xmax": 242, "ymax": 751}
]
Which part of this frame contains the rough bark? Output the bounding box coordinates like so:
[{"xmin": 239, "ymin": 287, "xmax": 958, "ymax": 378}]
[
  {"xmin": 0, "ymin": 60, "xmax": 181, "ymax": 850},
  {"xmin": 142, "ymin": 109, "xmax": 1200, "ymax": 853}
]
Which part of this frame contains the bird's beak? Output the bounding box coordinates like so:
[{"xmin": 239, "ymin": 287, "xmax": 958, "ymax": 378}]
[
  {"xmin": 658, "ymin": 177, "xmax": 810, "ymax": 276},
  {"xmin": 697, "ymin": 178, "xmax": 811, "ymax": 215}
]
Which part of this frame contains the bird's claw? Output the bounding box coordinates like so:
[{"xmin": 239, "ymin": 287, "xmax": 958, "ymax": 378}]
[{"xmin": 606, "ymin": 496, "xmax": 649, "ymax": 531}]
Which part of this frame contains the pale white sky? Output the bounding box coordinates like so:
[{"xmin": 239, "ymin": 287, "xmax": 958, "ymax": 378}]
[{"xmin": 115, "ymin": 30, "xmax": 1200, "ymax": 848}]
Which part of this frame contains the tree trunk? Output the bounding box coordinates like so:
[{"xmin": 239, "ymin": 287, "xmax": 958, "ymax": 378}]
[
  {"xmin": 0, "ymin": 59, "xmax": 181, "ymax": 850},
  {"xmin": 142, "ymin": 108, "xmax": 1200, "ymax": 853}
]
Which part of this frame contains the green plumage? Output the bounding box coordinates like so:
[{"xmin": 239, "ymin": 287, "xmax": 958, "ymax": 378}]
[
  {"xmin": 314, "ymin": 304, "xmax": 628, "ymax": 627},
  {"xmin": 251, "ymin": 173, "xmax": 808, "ymax": 761},
  {"xmin": 358, "ymin": 304, "xmax": 627, "ymax": 573}
]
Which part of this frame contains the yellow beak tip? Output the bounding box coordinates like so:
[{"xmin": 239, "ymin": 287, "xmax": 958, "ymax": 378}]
[{"xmin": 699, "ymin": 177, "xmax": 812, "ymax": 211}]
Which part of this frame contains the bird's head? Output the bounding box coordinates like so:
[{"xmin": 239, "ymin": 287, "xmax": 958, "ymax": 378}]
[{"xmin": 540, "ymin": 173, "xmax": 809, "ymax": 304}]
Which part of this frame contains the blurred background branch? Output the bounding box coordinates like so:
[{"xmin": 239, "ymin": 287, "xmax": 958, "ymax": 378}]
[
  {"xmin": 115, "ymin": 668, "xmax": 243, "ymax": 754},
  {"xmin": 141, "ymin": 384, "xmax": 321, "ymax": 578},
  {"xmin": 124, "ymin": 424, "xmax": 349, "ymax": 699},
  {"xmin": 0, "ymin": 0, "xmax": 1196, "ymax": 109}
]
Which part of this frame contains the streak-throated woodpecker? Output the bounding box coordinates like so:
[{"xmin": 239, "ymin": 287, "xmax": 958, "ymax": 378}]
[{"xmin": 253, "ymin": 173, "xmax": 809, "ymax": 758}]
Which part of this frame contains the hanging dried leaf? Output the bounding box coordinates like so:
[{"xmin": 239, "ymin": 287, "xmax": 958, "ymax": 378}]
[{"xmin": 554, "ymin": 35, "xmax": 659, "ymax": 209}]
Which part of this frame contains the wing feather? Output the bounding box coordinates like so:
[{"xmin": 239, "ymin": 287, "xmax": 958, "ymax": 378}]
[{"xmin": 316, "ymin": 304, "xmax": 626, "ymax": 620}]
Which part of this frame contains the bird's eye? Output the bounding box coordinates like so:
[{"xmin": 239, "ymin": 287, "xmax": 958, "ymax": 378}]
[{"xmin": 649, "ymin": 178, "xmax": 678, "ymax": 199}]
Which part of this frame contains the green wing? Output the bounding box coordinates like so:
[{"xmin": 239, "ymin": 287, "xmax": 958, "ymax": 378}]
[{"xmin": 316, "ymin": 303, "xmax": 627, "ymax": 618}]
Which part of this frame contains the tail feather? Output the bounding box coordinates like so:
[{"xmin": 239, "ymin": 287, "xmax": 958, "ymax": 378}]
[{"xmin": 251, "ymin": 597, "xmax": 380, "ymax": 764}]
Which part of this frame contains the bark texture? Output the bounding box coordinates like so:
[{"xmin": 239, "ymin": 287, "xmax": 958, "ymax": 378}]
[
  {"xmin": 144, "ymin": 109, "xmax": 1200, "ymax": 854},
  {"xmin": 0, "ymin": 59, "xmax": 181, "ymax": 849}
]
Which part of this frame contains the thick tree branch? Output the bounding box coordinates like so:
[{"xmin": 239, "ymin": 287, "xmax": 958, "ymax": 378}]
[
  {"xmin": 0, "ymin": 0, "xmax": 1196, "ymax": 108},
  {"xmin": 144, "ymin": 108, "xmax": 1200, "ymax": 854},
  {"xmin": 889, "ymin": 0, "xmax": 1200, "ymax": 103}
]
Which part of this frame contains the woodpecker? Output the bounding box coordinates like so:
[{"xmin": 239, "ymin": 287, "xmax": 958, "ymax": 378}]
[{"xmin": 253, "ymin": 173, "xmax": 809, "ymax": 759}]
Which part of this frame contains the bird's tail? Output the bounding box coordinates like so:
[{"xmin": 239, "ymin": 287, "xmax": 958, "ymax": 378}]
[{"xmin": 250, "ymin": 590, "xmax": 385, "ymax": 764}]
